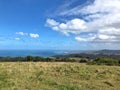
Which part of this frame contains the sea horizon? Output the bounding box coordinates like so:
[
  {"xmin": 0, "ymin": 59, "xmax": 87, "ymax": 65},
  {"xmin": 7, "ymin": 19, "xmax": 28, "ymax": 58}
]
[{"xmin": 0, "ymin": 49, "xmax": 87, "ymax": 57}]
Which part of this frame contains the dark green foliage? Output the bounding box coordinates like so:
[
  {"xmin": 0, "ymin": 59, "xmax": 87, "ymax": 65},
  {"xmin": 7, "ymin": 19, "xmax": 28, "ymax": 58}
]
[
  {"xmin": 0, "ymin": 56, "xmax": 120, "ymax": 66},
  {"xmin": 79, "ymin": 59, "xmax": 88, "ymax": 63},
  {"xmin": 13, "ymin": 57, "xmax": 24, "ymax": 62},
  {"xmin": 33, "ymin": 56, "xmax": 45, "ymax": 62},
  {"xmin": 0, "ymin": 56, "xmax": 77, "ymax": 62},
  {"xmin": 45, "ymin": 57, "xmax": 55, "ymax": 62},
  {"xmin": 25, "ymin": 56, "xmax": 34, "ymax": 61},
  {"xmin": 119, "ymin": 59, "xmax": 120, "ymax": 64},
  {"xmin": 87, "ymin": 57, "xmax": 120, "ymax": 66}
]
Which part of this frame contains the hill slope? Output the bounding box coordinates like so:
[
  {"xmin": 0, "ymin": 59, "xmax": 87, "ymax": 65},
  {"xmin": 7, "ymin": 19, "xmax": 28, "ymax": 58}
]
[
  {"xmin": 0, "ymin": 62, "xmax": 119, "ymax": 90},
  {"xmin": 55, "ymin": 50, "xmax": 120, "ymax": 59}
]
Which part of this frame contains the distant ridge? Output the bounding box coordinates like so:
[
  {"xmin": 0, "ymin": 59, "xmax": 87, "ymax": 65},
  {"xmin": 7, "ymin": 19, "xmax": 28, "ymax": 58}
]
[{"xmin": 54, "ymin": 50, "xmax": 120, "ymax": 59}]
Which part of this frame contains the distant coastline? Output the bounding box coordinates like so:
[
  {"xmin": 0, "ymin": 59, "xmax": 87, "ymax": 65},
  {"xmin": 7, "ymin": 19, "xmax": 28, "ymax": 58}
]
[{"xmin": 0, "ymin": 50, "xmax": 85, "ymax": 57}]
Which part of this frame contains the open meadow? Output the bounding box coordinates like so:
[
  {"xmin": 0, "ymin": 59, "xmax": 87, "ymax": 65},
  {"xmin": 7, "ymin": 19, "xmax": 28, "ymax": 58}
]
[{"xmin": 0, "ymin": 62, "xmax": 119, "ymax": 90}]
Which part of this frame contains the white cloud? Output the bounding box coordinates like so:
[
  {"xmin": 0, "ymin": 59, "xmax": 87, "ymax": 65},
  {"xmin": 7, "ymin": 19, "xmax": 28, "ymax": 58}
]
[
  {"xmin": 16, "ymin": 32, "xmax": 39, "ymax": 39},
  {"xmin": 81, "ymin": 0, "xmax": 120, "ymax": 15},
  {"xmin": 75, "ymin": 35, "xmax": 96, "ymax": 42},
  {"xmin": 57, "ymin": 0, "xmax": 120, "ymax": 16},
  {"xmin": 50, "ymin": 0, "xmax": 80, "ymax": 17},
  {"xmin": 46, "ymin": 19, "xmax": 59, "ymax": 27},
  {"xmin": 15, "ymin": 38, "xmax": 20, "ymax": 40},
  {"xmin": 16, "ymin": 32, "xmax": 28, "ymax": 36},
  {"xmin": 29, "ymin": 33, "xmax": 39, "ymax": 38},
  {"xmin": 46, "ymin": 18, "xmax": 87, "ymax": 36},
  {"xmin": 99, "ymin": 28, "xmax": 120, "ymax": 35},
  {"xmin": 46, "ymin": 0, "xmax": 120, "ymax": 43},
  {"xmin": 75, "ymin": 37, "xmax": 88, "ymax": 42}
]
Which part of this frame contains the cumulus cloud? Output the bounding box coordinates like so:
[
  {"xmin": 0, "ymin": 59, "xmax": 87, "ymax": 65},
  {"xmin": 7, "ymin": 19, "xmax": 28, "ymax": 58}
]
[
  {"xmin": 46, "ymin": 18, "xmax": 87, "ymax": 36},
  {"xmin": 46, "ymin": 0, "xmax": 120, "ymax": 43},
  {"xmin": 46, "ymin": 19, "xmax": 59, "ymax": 27},
  {"xmin": 29, "ymin": 33, "xmax": 39, "ymax": 38}
]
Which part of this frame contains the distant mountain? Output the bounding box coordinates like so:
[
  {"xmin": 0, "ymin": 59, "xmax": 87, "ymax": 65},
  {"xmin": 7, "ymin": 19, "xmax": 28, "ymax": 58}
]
[
  {"xmin": 54, "ymin": 50, "xmax": 120, "ymax": 59},
  {"xmin": 83, "ymin": 49, "xmax": 120, "ymax": 55}
]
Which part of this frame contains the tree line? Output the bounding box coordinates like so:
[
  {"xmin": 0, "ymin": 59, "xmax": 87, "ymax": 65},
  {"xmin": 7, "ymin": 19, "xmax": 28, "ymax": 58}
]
[
  {"xmin": 0, "ymin": 56, "xmax": 120, "ymax": 66},
  {"xmin": 0, "ymin": 56, "xmax": 81, "ymax": 62}
]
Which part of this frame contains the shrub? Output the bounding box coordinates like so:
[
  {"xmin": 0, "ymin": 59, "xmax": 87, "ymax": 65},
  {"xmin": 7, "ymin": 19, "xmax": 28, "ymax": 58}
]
[
  {"xmin": 25, "ymin": 56, "xmax": 34, "ymax": 62},
  {"xmin": 87, "ymin": 57, "xmax": 119, "ymax": 66}
]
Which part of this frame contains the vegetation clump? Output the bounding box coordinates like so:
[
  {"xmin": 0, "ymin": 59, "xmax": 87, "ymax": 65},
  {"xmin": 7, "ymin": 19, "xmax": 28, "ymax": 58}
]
[
  {"xmin": 87, "ymin": 57, "xmax": 120, "ymax": 66},
  {"xmin": 0, "ymin": 56, "xmax": 120, "ymax": 66}
]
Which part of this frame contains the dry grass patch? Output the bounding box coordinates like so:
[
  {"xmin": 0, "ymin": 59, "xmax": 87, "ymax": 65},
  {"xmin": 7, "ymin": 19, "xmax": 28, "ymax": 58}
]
[{"xmin": 0, "ymin": 62, "xmax": 119, "ymax": 90}]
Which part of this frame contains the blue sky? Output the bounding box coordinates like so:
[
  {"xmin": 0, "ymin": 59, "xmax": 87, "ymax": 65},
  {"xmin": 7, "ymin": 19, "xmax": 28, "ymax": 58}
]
[{"xmin": 0, "ymin": 0, "xmax": 120, "ymax": 50}]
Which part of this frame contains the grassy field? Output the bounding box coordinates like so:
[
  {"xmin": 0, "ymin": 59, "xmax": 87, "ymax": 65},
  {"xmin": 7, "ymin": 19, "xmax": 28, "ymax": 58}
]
[{"xmin": 0, "ymin": 62, "xmax": 119, "ymax": 90}]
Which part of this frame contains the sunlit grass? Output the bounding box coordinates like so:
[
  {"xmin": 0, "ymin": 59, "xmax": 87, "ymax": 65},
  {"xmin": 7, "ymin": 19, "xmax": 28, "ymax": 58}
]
[{"xmin": 0, "ymin": 62, "xmax": 119, "ymax": 90}]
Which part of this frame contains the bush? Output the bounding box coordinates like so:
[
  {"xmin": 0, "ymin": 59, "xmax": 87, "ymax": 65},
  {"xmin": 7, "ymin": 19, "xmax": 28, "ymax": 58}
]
[
  {"xmin": 80, "ymin": 59, "xmax": 88, "ymax": 63},
  {"xmin": 25, "ymin": 56, "xmax": 34, "ymax": 62},
  {"xmin": 33, "ymin": 56, "xmax": 45, "ymax": 62},
  {"xmin": 87, "ymin": 57, "xmax": 119, "ymax": 66}
]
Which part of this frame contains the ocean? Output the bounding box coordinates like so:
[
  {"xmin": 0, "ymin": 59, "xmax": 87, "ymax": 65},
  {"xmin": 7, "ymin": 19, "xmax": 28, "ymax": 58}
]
[
  {"xmin": 0, "ymin": 50, "xmax": 64, "ymax": 57},
  {"xmin": 0, "ymin": 50, "xmax": 74, "ymax": 57}
]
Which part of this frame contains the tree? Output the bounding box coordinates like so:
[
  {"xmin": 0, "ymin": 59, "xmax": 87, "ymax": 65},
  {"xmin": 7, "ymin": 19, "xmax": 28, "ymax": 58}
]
[{"xmin": 26, "ymin": 56, "xmax": 34, "ymax": 62}]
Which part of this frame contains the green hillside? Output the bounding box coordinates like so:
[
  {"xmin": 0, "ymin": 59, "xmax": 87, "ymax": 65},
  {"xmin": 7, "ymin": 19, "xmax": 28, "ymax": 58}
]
[{"xmin": 0, "ymin": 62, "xmax": 119, "ymax": 90}]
